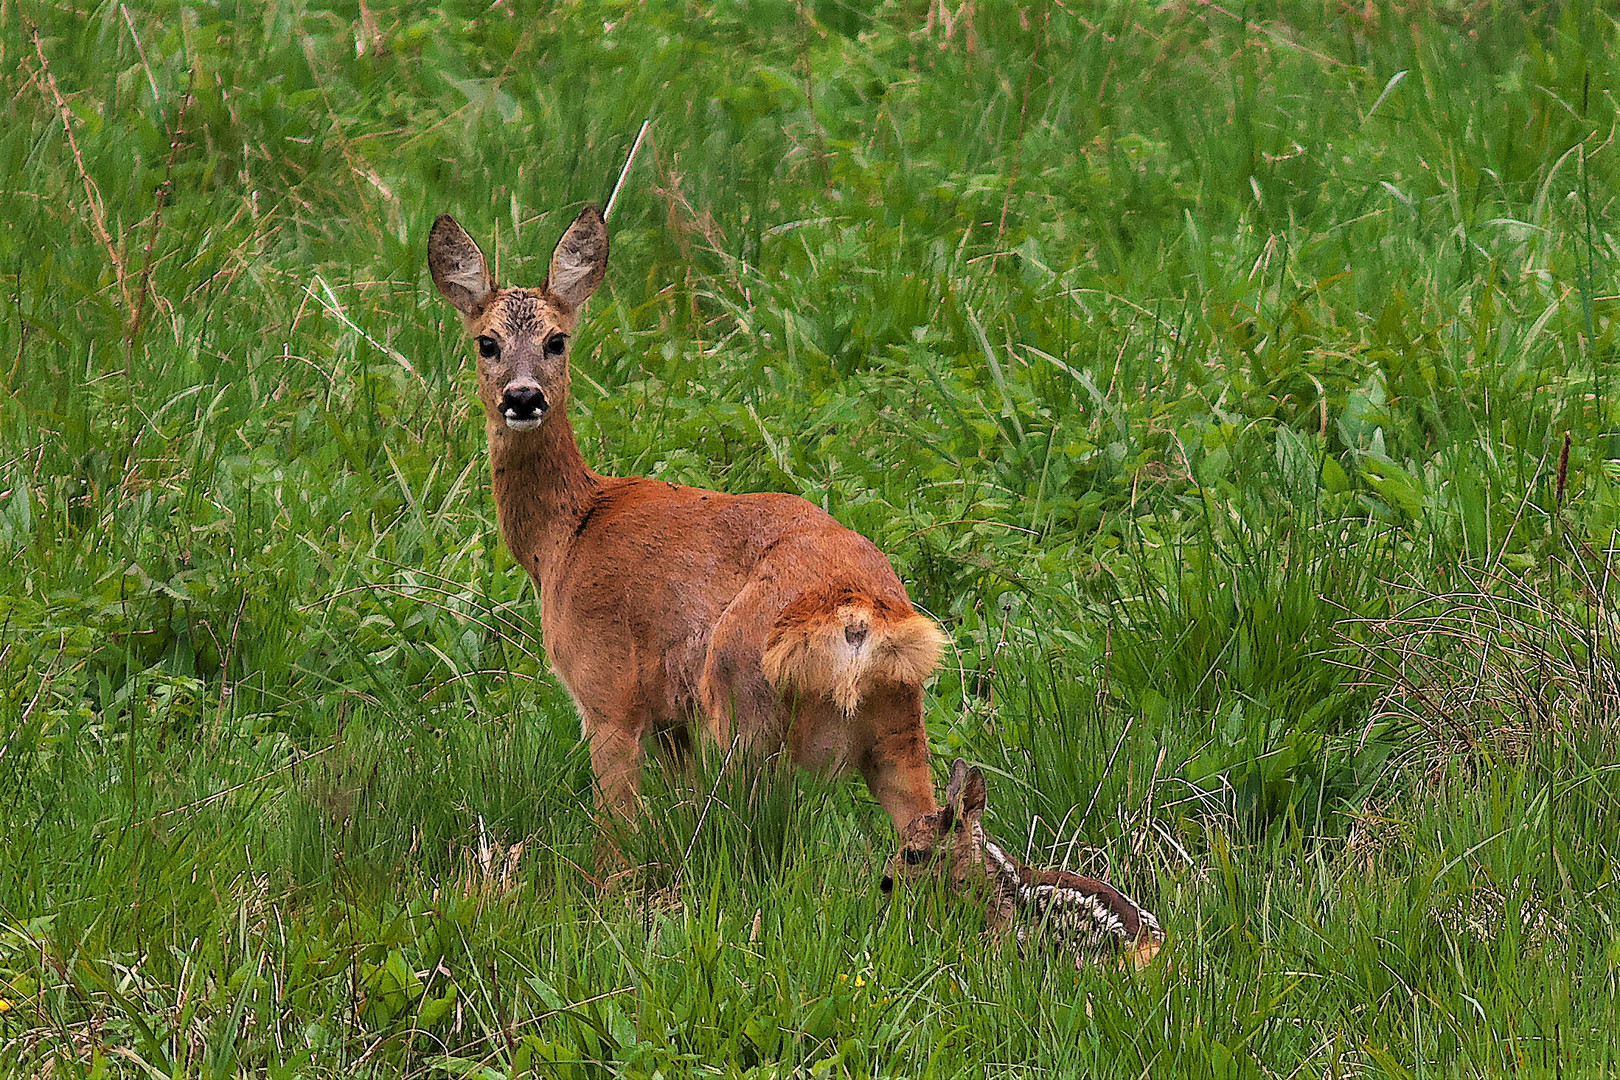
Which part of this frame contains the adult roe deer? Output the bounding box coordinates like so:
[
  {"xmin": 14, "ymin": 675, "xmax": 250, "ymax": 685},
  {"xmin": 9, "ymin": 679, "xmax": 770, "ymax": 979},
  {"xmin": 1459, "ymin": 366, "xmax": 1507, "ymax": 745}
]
[{"xmin": 428, "ymin": 205, "xmax": 947, "ymax": 840}]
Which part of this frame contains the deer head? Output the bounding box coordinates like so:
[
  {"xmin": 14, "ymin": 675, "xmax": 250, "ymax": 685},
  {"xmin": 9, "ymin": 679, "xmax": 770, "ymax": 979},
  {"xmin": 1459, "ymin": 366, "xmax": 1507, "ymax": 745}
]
[
  {"xmin": 880, "ymin": 758, "xmax": 986, "ymax": 895},
  {"xmin": 428, "ymin": 206, "xmax": 608, "ymax": 433}
]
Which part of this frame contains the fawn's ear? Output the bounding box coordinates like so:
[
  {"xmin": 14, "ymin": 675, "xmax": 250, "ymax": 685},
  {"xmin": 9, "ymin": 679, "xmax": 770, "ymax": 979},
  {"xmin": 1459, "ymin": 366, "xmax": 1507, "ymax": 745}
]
[
  {"xmin": 428, "ymin": 215, "xmax": 495, "ymax": 319},
  {"xmin": 547, "ymin": 205, "xmax": 608, "ymax": 310},
  {"xmin": 944, "ymin": 758, "xmax": 971, "ymax": 810},
  {"xmin": 960, "ymin": 766, "xmax": 987, "ymax": 820}
]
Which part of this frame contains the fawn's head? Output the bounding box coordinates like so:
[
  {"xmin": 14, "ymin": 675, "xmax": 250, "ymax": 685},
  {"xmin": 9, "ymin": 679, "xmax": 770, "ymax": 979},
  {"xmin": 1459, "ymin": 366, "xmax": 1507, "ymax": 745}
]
[
  {"xmin": 880, "ymin": 758, "xmax": 986, "ymax": 896},
  {"xmin": 428, "ymin": 206, "xmax": 608, "ymax": 433}
]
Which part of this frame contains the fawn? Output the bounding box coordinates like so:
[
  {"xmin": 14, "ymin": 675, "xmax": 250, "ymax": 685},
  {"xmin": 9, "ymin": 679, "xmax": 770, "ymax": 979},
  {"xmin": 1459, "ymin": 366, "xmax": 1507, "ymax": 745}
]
[
  {"xmin": 882, "ymin": 759, "xmax": 1165, "ymax": 970},
  {"xmin": 427, "ymin": 206, "xmax": 947, "ymax": 839}
]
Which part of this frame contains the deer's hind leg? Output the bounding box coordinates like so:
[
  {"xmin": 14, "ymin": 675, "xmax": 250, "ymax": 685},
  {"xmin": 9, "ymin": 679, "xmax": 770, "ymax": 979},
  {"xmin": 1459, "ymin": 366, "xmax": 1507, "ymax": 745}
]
[{"xmin": 697, "ymin": 577, "xmax": 795, "ymax": 755}]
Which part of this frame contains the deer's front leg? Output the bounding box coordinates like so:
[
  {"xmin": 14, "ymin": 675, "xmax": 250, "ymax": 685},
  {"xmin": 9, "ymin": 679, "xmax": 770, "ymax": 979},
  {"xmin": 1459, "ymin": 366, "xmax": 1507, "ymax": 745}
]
[
  {"xmin": 579, "ymin": 709, "xmax": 647, "ymax": 881},
  {"xmin": 584, "ymin": 709, "xmax": 646, "ymax": 830}
]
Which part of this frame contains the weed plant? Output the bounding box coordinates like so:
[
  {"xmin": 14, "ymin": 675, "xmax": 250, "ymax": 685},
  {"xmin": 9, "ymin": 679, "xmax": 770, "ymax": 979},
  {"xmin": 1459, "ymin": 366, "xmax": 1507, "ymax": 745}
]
[{"xmin": 2, "ymin": 0, "xmax": 1618, "ymax": 1076}]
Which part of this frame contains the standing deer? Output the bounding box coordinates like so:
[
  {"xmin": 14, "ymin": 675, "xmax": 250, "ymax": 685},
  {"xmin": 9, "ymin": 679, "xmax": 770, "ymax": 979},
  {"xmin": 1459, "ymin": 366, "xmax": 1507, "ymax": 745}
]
[{"xmin": 427, "ymin": 205, "xmax": 947, "ymax": 842}]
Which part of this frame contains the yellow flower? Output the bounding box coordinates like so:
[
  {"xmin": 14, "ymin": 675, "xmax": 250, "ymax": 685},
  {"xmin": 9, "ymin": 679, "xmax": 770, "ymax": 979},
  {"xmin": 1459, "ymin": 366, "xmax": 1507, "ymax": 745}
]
[{"xmin": 0, "ymin": 998, "xmax": 12, "ymax": 1013}]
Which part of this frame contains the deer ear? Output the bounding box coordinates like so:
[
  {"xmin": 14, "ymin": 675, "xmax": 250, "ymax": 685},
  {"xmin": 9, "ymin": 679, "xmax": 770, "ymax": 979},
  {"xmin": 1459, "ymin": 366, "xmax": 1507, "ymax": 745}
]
[
  {"xmin": 944, "ymin": 758, "xmax": 971, "ymax": 810},
  {"xmin": 547, "ymin": 205, "xmax": 608, "ymax": 310},
  {"xmin": 960, "ymin": 767, "xmax": 987, "ymax": 819},
  {"xmin": 429, "ymin": 214, "xmax": 495, "ymax": 319}
]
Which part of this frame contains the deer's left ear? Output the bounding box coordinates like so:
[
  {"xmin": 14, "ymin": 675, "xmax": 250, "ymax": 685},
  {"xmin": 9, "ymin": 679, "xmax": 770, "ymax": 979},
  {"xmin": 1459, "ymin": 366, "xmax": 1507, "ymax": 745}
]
[
  {"xmin": 960, "ymin": 767, "xmax": 986, "ymax": 819},
  {"xmin": 546, "ymin": 205, "xmax": 609, "ymax": 310}
]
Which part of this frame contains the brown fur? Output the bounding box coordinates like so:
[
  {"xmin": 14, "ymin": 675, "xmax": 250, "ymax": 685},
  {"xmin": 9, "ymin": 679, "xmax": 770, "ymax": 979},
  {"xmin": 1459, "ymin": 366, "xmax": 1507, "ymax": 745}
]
[
  {"xmin": 763, "ymin": 584, "xmax": 948, "ymax": 714},
  {"xmin": 427, "ymin": 207, "xmax": 946, "ymax": 836}
]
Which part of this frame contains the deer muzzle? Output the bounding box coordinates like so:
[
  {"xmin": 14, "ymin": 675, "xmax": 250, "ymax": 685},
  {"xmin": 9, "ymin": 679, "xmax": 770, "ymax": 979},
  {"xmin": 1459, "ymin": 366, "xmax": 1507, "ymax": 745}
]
[{"xmin": 500, "ymin": 383, "xmax": 549, "ymax": 431}]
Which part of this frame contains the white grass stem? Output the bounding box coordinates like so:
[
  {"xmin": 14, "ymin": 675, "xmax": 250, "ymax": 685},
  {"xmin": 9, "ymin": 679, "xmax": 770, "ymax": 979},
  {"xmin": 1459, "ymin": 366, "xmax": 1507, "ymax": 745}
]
[{"xmin": 605, "ymin": 118, "xmax": 652, "ymax": 223}]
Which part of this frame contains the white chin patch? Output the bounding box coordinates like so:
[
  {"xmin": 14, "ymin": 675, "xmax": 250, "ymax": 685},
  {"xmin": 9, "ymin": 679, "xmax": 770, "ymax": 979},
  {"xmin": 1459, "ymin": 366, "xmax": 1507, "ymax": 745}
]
[{"xmin": 504, "ymin": 415, "xmax": 544, "ymax": 432}]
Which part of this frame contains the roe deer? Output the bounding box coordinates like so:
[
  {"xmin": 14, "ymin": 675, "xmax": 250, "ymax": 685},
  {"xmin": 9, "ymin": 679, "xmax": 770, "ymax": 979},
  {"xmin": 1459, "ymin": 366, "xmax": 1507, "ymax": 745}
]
[
  {"xmin": 881, "ymin": 759, "xmax": 1165, "ymax": 970},
  {"xmin": 427, "ymin": 206, "xmax": 947, "ymax": 839}
]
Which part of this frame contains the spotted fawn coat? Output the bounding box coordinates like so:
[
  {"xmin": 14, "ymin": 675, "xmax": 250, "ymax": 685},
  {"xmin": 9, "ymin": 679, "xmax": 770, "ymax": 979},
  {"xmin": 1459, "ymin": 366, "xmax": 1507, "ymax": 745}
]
[{"xmin": 882, "ymin": 759, "xmax": 1165, "ymax": 969}]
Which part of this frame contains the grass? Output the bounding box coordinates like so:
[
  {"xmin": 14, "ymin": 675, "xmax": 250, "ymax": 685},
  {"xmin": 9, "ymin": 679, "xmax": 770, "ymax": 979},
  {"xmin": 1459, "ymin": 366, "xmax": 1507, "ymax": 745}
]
[{"xmin": 2, "ymin": 0, "xmax": 1619, "ymax": 1075}]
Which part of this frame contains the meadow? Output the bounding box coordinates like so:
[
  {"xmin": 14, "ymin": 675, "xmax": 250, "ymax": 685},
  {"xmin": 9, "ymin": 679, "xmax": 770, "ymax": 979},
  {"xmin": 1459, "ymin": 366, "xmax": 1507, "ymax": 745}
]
[{"xmin": 2, "ymin": 0, "xmax": 1619, "ymax": 1075}]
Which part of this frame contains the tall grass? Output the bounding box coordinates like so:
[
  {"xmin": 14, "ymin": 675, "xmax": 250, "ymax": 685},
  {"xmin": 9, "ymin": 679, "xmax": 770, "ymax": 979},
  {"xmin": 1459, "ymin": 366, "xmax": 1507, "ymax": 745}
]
[{"xmin": 2, "ymin": 0, "xmax": 1618, "ymax": 1075}]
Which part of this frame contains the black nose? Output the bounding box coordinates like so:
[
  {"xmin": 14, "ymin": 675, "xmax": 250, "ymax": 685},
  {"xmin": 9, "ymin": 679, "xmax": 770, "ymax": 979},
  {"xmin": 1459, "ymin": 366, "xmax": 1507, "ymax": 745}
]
[
  {"xmin": 500, "ymin": 385, "xmax": 548, "ymax": 419},
  {"xmin": 880, "ymin": 875, "xmax": 893, "ymax": 894}
]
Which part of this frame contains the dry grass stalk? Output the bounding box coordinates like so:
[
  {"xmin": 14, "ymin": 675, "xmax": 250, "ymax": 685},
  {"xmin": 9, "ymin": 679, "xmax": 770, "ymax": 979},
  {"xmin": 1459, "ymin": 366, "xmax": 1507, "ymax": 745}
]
[
  {"xmin": 30, "ymin": 28, "xmax": 131, "ymax": 312},
  {"xmin": 1339, "ymin": 553, "xmax": 1620, "ymax": 775},
  {"xmin": 462, "ymin": 814, "xmax": 525, "ymax": 899}
]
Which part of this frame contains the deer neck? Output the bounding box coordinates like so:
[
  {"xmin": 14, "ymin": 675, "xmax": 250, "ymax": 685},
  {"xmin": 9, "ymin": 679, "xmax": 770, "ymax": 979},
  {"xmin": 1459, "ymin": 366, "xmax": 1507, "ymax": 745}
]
[
  {"xmin": 976, "ymin": 829, "xmax": 1032, "ymax": 907},
  {"xmin": 488, "ymin": 409, "xmax": 601, "ymax": 583}
]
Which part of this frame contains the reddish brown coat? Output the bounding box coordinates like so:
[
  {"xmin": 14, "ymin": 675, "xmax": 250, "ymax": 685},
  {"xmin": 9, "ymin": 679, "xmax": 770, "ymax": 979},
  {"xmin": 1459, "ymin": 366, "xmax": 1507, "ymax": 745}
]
[{"xmin": 428, "ymin": 207, "xmax": 946, "ymax": 834}]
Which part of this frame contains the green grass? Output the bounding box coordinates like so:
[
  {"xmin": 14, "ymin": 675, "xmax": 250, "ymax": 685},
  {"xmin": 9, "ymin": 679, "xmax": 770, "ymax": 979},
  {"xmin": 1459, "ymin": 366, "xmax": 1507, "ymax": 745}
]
[{"xmin": 2, "ymin": 0, "xmax": 1619, "ymax": 1075}]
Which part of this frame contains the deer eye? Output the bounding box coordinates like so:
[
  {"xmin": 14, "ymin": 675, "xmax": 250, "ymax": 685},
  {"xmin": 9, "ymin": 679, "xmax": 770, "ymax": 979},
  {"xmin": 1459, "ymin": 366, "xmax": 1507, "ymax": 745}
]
[
  {"xmin": 902, "ymin": 848, "xmax": 931, "ymax": 866},
  {"xmin": 476, "ymin": 336, "xmax": 500, "ymax": 359},
  {"xmin": 543, "ymin": 332, "xmax": 568, "ymax": 357}
]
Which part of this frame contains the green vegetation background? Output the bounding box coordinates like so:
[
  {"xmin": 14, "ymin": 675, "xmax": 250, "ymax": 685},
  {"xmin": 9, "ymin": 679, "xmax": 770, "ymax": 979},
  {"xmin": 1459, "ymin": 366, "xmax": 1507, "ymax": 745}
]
[{"xmin": 2, "ymin": 0, "xmax": 1618, "ymax": 1075}]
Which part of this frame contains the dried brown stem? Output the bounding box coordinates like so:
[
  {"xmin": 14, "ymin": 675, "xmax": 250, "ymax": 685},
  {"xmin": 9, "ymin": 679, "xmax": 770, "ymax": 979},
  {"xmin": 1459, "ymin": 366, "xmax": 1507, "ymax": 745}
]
[
  {"xmin": 31, "ymin": 27, "xmax": 132, "ymax": 312},
  {"xmin": 129, "ymin": 83, "xmax": 194, "ymax": 352}
]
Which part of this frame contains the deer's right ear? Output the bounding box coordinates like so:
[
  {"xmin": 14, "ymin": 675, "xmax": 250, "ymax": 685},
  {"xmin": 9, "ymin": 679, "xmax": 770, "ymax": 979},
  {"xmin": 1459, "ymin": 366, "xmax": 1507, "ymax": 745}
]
[
  {"xmin": 428, "ymin": 214, "xmax": 495, "ymax": 319},
  {"xmin": 944, "ymin": 758, "xmax": 971, "ymax": 810}
]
